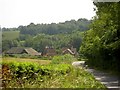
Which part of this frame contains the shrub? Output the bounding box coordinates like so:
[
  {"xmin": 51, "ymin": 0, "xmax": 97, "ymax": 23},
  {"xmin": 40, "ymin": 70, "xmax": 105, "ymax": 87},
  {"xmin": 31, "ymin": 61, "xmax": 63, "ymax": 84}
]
[
  {"xmin": 51, "ymin": 54, "xmax": 77, "ymax": 64},
  {"xmin": 2, "ymin": 61, "xmax": 72, "ymax": 80},
  {"xmin": 1, "ymin": 61, "xmax": 106, "ymax": 88}
]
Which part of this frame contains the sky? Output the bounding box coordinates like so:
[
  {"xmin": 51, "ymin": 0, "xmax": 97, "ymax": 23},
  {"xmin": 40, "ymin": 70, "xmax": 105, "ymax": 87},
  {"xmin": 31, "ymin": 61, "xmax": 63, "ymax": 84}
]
[{"xmin": 0, "ymin": 0, "xmax": 96, "ymax": 28}]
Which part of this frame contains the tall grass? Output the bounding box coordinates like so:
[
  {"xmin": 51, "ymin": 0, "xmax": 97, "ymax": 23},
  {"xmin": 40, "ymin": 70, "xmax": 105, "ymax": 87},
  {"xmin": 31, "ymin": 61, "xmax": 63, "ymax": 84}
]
[{"xmin": 1, "ymin": 60, "xmax": 106, "ymax": 88}]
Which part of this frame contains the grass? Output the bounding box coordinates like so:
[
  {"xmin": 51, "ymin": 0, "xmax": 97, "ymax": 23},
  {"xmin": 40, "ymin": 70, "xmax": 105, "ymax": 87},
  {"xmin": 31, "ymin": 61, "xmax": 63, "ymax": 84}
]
[
  {"xmin": 2, "ymin": 57, "xmax": 51, "ymax": 65},
  {"xmin": 2, "ymin": 31, "xmax": 20, "ymax": 40},
  {"xmin": 1, "ymin": 57, "xmax": 107, "ymax": 88}
]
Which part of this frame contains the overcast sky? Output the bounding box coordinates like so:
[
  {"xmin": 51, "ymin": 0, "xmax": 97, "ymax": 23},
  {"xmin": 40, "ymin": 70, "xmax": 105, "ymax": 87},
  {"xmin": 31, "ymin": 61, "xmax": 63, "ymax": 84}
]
[{"xmin": 0, "ymin": 0, "xmax": 96, "ymax": 28}]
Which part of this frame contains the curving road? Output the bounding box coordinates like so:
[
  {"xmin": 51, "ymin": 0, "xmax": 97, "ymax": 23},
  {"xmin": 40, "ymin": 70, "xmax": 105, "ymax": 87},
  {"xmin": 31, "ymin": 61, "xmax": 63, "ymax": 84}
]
[{"xmin": 72, "ymin": 61, "xmax": 120, "ymax": 89}]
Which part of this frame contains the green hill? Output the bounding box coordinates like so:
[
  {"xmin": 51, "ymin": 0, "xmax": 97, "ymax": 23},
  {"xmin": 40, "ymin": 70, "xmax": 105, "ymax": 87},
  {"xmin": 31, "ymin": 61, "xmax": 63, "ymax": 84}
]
[{"xmin": 2, "ymin": 31, "xmax": 20, "ymax": 40}]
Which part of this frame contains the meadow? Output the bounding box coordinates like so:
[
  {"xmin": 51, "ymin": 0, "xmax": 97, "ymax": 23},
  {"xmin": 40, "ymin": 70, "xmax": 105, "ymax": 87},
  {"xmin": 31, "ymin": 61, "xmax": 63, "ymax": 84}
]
[
  {"xmin": 1, "ymin": 56, "xmax": 107, "ymax": 88},
  {"xmin": 2, "ymin": 31, "xmax": 20, "ymax": 40},
  {"xmin": 2, "ymin": 57, "xmax": 51, "ymax": 65}
]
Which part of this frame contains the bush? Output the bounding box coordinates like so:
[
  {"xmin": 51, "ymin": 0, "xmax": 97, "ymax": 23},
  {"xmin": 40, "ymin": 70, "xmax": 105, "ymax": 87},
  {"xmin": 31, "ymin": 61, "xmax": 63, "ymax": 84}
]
[
  {"xmin": 1, "ymin": 61, "xmax": 106, "ymax": 88},
  {"xmin": 2, "ymin": 61, "xmax": 72, "ymax": 79},
  {"xmin": 51, "ymin": 54, "xmax": 77, "ymax": 64}
]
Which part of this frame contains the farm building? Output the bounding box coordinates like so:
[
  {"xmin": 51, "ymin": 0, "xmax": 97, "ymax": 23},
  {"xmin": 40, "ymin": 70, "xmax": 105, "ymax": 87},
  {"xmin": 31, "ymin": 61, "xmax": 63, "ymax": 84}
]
[
  {"xmin": 62, "ymin": 47, "xmax": 78, "ymax": 56},
  {"xmin": 5, "ymin": 47, "xmax": 41, "ymax": 56},
  {"xmin": 42, "ymin": 46, "xmax": 56, "ymax": 56}
]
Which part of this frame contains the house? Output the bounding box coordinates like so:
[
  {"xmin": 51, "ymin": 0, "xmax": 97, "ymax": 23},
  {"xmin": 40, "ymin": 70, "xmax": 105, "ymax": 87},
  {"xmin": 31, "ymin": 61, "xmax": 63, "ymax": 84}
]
[
  {"xmin": 5, "ymin": 47, "xmax": 41, "ymax": 56},
  {"xmin": 62, "ymin": 47, "xmax": 78, "ymax": 56},
  {"xmin": 42, "ymin": 46, "xmax": 56, "ymax": 56}
]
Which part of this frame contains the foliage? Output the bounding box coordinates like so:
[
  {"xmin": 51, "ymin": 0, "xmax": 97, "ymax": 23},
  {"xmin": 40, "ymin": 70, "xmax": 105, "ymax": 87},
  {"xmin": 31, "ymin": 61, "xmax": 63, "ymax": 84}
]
[
  {"xmin": 2, "ymin": 40, "xmax": 19, "ymax": 52},
  {"xmin": 51, "ymin": 54, "xmax": 77, "ymax": 64},
  {"xmin": 80, "ymin": 2, "xmax": 120, "ymax": 72},
  {"xmin": 29, "ymin": 31, "xmax": 82, "ymax": 52},
  {"xmin": 2, "ymin": 31, "xmax": 20, "ymax": 51},
  {"xmin": 17, "ymin": 19, "xmax": 90, "ymax": 35},
  {"xmin": 2, "ymin": 31, "xmax": 82, "ymax": 53},
  {"xmin": 2, "ymin": 27, "xmax": 83, "ymax": 53},
  {"xmin": 1, "ymin": 61, "xmax": 106, "ymax": 88}
]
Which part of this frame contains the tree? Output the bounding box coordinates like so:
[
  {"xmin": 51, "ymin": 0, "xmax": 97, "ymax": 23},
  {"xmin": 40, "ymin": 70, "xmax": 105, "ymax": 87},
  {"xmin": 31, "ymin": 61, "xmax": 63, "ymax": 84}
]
[{"xmin": 80, "ymin": 2, "xmax": 120, "ymax": 71}]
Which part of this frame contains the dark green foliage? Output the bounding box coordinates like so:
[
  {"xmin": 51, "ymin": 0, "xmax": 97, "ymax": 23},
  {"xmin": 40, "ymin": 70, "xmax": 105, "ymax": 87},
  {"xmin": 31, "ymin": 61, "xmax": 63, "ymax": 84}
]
[
  {"xmin": 18, "ymin": 19, "xmax": 91, "ymax": 35},
  {"xmin": 2, "ymin": 40, "xmax": 19, "ymax": 52},
  {"xmin": 2, "ymin": 31, "xmax": 20, "ymax": 52},
  {"xmin": 80, "ymin": 2, "xmax": 120, "ymax": 72},
  {"xmin": 21, "ymin": 31, "xmax": 82, "ymax": 52}
]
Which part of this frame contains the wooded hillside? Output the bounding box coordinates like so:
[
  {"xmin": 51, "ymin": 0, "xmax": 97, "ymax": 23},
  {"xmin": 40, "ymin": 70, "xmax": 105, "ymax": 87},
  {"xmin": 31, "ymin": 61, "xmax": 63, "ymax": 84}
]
[{"xmin": 2, "ymin": 18, "xmax": 91, "ymax": 52}]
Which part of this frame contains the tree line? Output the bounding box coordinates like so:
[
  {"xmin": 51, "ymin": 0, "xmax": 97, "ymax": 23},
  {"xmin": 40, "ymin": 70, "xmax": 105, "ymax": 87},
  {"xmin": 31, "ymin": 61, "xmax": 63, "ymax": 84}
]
[
  {"xmin": 18, "ymin": 18, "xmax": 90, "ymax": 35},
  {"xmin": 2, "ymin": 18, "xmax": 90, "ymax": 35}
]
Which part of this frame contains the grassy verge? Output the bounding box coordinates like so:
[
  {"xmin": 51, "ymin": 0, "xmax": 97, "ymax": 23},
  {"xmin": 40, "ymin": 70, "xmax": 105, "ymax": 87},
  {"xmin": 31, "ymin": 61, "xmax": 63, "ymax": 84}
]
[{"xmin": 1, "ymin": 60, "xmax": 107, "ymax": 88}]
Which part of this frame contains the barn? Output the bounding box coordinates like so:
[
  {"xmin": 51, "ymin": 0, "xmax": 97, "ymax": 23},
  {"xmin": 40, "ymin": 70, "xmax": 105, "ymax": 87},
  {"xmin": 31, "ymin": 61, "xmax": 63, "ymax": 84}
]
[
  {"xmin": 42, "ymin": 46, "xmax": 56, "ymax": 56},
  {"xmin": 5, "ymin": 47, "xmax": 41, "ymax": 56},
  {"xmin": 62, "ymin": 47, "xmax": 78, "ymax": 56}
]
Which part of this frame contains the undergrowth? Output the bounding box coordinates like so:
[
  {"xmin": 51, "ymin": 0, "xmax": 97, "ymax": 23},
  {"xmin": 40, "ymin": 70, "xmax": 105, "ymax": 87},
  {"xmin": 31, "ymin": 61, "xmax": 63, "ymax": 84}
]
[{"xmin": 1, "ymin": 60, "xmax": 106, "ymax": 88}]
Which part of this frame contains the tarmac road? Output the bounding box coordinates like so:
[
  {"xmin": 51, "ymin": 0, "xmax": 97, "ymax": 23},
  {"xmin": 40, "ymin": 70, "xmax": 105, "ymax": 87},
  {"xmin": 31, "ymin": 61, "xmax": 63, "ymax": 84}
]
[{"xmin": 72, "ymin": 61, "xmax": 120, "ymax": 89}]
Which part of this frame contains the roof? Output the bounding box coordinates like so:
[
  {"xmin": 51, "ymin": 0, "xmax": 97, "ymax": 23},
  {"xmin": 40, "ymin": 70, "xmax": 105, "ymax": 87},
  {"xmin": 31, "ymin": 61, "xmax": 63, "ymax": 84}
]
[
  {"xmin": 62, "ymin": 49, "xmax": 75, "ymax": 55},
  {"xmin": 6, "ymin": 47, "xmax": 41, "ymax": 56},
  {"xmin": 62, "ymin": 47, "xmax": 69, "ymax": 51},
  {"xmin": 24, "ymin": 48, "xmax": 41, "ymax": 55},
  {"xmin": 6, "ymin": 47, "xmax": 25, "ymax": 54},
  {"xmin": 42, "ymin": 46, "xmax": 56, "ymax": 56}
]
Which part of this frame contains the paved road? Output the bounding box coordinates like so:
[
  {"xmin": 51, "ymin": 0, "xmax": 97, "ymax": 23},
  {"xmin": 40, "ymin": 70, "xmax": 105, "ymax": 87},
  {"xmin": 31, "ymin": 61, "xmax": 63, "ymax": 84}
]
[{"xmin": 72, "ymin": 61, "xmax": 120, "ymax": 89}]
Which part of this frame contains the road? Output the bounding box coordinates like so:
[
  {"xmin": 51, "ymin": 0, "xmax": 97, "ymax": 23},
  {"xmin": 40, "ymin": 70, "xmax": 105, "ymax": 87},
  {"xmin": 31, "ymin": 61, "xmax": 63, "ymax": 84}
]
[{"xmin": 72, "ymin": 61, "xmax": 120, "ymax": 89}]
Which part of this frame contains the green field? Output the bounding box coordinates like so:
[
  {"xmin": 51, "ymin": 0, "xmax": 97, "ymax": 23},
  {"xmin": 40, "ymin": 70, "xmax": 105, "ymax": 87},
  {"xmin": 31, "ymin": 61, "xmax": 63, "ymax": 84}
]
[
  {"xmin": 1, "ymin": 57, "xmax": 106, "ymax": 88},
  {"xmin": 2, "ymin": 57, "xmax": 51, "ymax": 65},
  {"xmin": 2, "ymin": 31, "xmax": 20, "ymax": 40}
]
